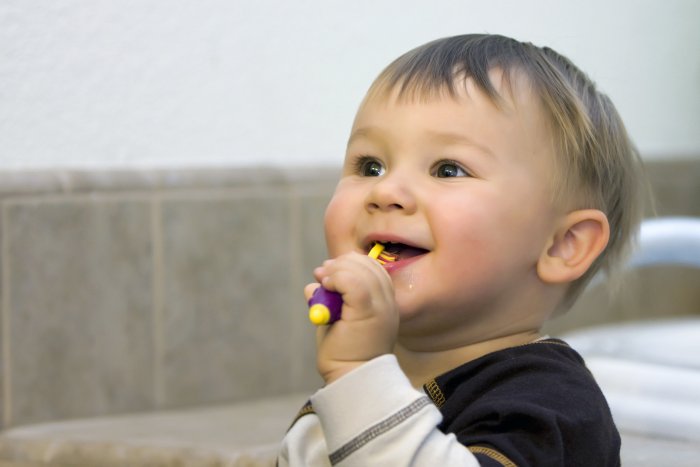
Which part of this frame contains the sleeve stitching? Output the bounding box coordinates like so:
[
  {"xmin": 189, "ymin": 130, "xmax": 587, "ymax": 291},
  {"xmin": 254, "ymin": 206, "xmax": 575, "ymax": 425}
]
[
  {"xmin": 329, "ymin": 396, "xmax": 433, "ymax": 465},
  {"xmin": 468, "ymin": 445, "xmax": 518, "ymax": 466}
]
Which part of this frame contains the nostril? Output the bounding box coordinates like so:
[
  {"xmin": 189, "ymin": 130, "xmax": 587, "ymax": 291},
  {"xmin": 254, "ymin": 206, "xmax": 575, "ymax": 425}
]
[
  {"xmin": 365, "ymin": 177, "xmax": 414, "ymax": 213},
  {"xmin": 367, "ymin": 201, "xmax": 403, "ymax": 212}
]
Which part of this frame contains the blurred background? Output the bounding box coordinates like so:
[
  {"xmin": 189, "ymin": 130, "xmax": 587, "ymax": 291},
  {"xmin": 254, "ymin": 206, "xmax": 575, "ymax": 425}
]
[{"xmin": 0, "ymin": 1, "xmax": 698, "ymax": 465}]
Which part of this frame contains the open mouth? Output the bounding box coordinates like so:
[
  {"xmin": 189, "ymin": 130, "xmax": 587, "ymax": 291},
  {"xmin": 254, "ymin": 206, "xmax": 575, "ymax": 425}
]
[{"xmin": 371, "ymin": 241, "xmax": 429, "ymax": 263}]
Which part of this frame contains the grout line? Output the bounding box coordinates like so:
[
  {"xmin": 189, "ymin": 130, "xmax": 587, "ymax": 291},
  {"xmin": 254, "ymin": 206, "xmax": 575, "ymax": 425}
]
[
  {"xmin": 287, "ymin": 186, "xmax": 304, "ymax": 391},
  {"xmin": 151, "ymin": 195, "xmax": 165, "ymax": 408},
  {"xmin": 1, "ymin": 203, "xmax": 12, "ymax": 427}
]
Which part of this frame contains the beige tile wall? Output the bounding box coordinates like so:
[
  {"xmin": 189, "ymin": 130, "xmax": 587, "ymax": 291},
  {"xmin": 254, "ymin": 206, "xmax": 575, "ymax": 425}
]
[
  {"xmin": 3, "ymin": 196, "xmax": 155, "ymax": 426},
  {"xmin": 0, "ymin": 160, "xmax": 697, "ymax": 429},
  {"xmin": 0, "ymin": 169, "xmax": 334, "ymax": 429}
]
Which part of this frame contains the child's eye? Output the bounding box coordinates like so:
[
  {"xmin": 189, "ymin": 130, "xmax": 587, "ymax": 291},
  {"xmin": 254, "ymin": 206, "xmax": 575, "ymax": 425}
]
[
  {"xmin": 355, "ymin": 156, "xmax": 385, "ymax": 177},
  {"xmin": 432, "ymin": 160, "xmax": 469, "ymax": 178}
]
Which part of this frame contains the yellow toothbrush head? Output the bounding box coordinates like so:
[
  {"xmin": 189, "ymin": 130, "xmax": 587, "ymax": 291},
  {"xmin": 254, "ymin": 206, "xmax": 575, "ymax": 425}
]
[
  {"xmin": 368, "ymin": 242, "xmax": 398, "ymax": 264},
  {"xmin": 368, "ymin": 242, "xmax": 385, "ymax": 260}
]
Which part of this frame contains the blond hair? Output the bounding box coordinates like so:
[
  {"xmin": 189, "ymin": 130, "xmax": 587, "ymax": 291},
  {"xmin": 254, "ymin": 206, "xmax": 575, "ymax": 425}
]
[{"xmin": 366, "ymin": 34, "xmax": 647, "ymax": 310}]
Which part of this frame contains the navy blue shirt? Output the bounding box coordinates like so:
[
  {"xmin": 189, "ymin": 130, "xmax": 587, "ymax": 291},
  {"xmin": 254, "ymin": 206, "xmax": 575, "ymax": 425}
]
[{"xmin": 423, "ymin": 339, "xmax": 620, "ymax": 466}]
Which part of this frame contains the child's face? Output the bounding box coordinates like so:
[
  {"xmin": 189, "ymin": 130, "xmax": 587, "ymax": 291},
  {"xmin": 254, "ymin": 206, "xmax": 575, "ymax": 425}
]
[{"xmin": 324, "ymin": 73, "xmax": 561, "ymax": 340}]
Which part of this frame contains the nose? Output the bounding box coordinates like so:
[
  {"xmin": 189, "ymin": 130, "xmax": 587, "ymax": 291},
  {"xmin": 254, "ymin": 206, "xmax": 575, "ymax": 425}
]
[{"xmin": 365, "ymin": 171, "xmax": 417, "ymax": 214}]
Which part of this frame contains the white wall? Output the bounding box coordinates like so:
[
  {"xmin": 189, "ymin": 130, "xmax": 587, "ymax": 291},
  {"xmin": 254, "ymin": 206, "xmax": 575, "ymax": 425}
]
[{"xmin": 1, "ymin": 0, "xmax": 698, "ymax": 170}]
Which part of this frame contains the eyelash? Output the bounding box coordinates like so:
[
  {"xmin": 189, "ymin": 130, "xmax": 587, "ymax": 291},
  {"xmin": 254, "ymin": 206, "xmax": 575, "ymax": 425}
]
[
  {"xmin": 431, "ymin": 160, "xmax": 470, "ymax": 178},
  {"xmin": 352, "ymin": 156, "xmax": 471, "ymax": 178},
  {"xmin": 353, "ymin": 156, "xmax": 385, "ymax": 177}
]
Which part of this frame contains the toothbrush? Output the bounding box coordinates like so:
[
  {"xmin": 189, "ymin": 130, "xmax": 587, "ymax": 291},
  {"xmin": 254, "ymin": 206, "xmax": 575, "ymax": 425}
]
[{"xmin": 308, "ymin": 243, "xmax": 397, "ymax": 325}]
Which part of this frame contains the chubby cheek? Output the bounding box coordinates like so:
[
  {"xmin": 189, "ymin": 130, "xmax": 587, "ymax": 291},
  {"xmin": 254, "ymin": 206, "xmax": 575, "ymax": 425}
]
[
  {"xmin": 434, "ymin": 232, "xmax": 508, "ymax": 302},
  {"xmin": 434, "ymin": 193, "xmax": 507, "ymax": 257},
  {"xmin": 323, "ymin": 188, "xmax": 359, "ymax": 258},
  {"xmin": 430, "ymin": 195, "xmax": 525, "ymax": 287}
]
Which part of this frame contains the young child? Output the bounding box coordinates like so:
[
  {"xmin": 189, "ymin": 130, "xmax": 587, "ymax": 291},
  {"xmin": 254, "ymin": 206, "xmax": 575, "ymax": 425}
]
[{"xmin": 278, "ymin": 34, "xmax": 645, "ymax": 466}]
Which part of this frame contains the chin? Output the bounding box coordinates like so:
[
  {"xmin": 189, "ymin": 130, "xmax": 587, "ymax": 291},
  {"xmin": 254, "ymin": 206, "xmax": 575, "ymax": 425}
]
[{"xmin": 395, "ymin": 301, "xmax": 431, "ymax": 328}]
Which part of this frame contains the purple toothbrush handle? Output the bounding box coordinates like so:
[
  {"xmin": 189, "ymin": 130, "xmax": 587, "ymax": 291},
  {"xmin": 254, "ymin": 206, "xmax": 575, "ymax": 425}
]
[{"xmin": 308, "ymin": 286, "xmax": 343, "ymax": 325}]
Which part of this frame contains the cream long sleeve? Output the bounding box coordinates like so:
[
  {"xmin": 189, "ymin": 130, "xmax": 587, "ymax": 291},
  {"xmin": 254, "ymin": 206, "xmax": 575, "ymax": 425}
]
[{"xmin": 277, "ymin": 355, "xmax": 479, "ymax": 467}]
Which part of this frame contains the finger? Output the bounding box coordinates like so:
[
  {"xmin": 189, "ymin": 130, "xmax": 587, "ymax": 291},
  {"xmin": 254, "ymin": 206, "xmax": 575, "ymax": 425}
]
[
  {"xmin": 312, "ymin": 253, "xmax": 394, "ymax": 318},
  {"xmin": 312, "ymin": 259, "xmax": 336, "ymax": 283},
  {"xmin": 304, "ymin": 282, "xmax": 321, "ymax": 302},
  {"xmin": 322, "ymin": 253, "xmax": 385, "ymax": 283}
]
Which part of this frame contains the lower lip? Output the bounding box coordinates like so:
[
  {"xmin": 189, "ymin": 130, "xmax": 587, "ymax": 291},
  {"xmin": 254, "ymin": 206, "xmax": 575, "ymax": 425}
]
[{"xmin": 382, "ymin": 254, "xmax": 425, "ymax": 273}]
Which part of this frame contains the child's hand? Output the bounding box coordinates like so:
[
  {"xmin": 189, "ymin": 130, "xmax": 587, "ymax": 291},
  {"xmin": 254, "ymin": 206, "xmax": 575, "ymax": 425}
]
[{"xmin": 305, "ymin": 252, "xmax": 398, "ymax": 384}]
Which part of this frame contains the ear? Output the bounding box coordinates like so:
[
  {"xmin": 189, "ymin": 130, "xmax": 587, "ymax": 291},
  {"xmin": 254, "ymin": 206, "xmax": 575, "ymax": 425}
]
[{"xmin": 537, "ymin": 209, "xmax": 610, "ymax": 284}]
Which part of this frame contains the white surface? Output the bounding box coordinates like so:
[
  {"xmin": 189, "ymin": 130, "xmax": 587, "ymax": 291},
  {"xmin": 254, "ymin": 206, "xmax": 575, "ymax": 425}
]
[
  {"xmin": 630, "ymin": 217, "xmax": 700, "ymax": 269},
  {"xmin": 1, "ymin": 0, "xmax": 699, "ymax": 170},
  {"xmin": 586, "ymin": 357, "xmax": 700, "ymax": 441},
  {"xmin": 565, "ymin": 319, "xmax": 700, "ymax": 441},
  {"xmin": 621, "ymin": 432, "xmax": 700, "ymax": 467},
  {"xmin": 566, "ymin": 318, "xmax": 700, "ymax": 369}
]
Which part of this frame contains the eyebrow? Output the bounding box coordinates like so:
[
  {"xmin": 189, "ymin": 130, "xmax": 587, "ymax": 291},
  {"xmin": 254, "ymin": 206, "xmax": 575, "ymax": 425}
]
[
  {"xmin": 346, "ymin": 127, "xmax": 381, "ymax": 147},
  {"xmin": 347, "ymin": 126, "xmax": 495, "ymax": 158},
  {"xmin": 424, "ymin": 129, "xmax": 495, "ymax": 157}
]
